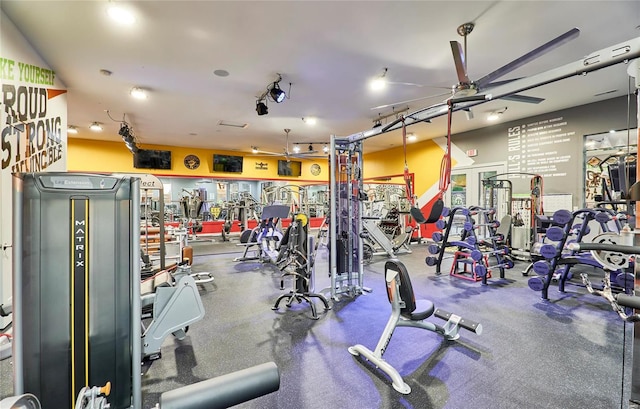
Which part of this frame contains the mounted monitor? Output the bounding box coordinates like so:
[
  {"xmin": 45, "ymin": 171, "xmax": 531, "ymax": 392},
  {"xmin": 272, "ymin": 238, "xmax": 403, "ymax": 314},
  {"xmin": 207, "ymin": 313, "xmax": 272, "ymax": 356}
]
[
  {"xmin": 213, "ymin": 154, "xmax": 243, "ymax": 173},
  {"xmin": 133, "ymin": 149, "xmax": 172, "ymax": 170},
  {"xmin": 278, "ymin": 160, "xmax": 301, "ymax": 177}
]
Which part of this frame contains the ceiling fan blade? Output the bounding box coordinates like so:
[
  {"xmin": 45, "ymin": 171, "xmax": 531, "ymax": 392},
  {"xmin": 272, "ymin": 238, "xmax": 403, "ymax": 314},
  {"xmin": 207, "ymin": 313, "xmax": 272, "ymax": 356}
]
[
  {"xmin": 476, "ymin": 27, "xmax": 580, "ymax": 88},
  {"xmin": 500, "ymin": 94, "xmax": 545, "ymax": 104},
  {"xmin": 252, "ymin": 150, "xmax": 284, "ymax": 156},
  {"xmin": 370, "ymin": 91, "xmax": 451, "ymax": 110},
  {"xmin": 450, "ymin": 41, "xmax": 471, "ymax": 84},
  {"xmin": 387, "ymin": 81, "xmax": 451, "ymax": 90}
]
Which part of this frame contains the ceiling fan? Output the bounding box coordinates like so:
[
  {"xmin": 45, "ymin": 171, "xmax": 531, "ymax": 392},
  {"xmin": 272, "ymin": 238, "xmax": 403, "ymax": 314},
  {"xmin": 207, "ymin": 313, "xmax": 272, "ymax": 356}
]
[
  {"xmin": 371, "ymin": 23, "xmax": 580, "ymax": 111},
  {"xmin": 252, "ymin": 128, "xmax": 326, "ymax": 161}
]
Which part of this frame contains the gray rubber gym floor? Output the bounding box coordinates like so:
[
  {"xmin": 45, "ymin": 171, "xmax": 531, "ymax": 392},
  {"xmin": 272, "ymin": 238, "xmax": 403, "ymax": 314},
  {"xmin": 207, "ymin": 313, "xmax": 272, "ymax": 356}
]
[
  {"xmin": 144, "ymin": 237, "xmax": 632, "ymax": 409},
  {"xmin": 1, "ymin": 236, "xmax": 637, "ymax": 408}
]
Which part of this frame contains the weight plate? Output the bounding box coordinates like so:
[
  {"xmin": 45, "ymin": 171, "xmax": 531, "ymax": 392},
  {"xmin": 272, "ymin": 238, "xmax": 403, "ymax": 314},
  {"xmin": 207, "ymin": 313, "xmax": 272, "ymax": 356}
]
[
  {"xmin": 425, "ymin": 256, "xmax": 438, "ymax": 266},
  {"xmin": 474, "ymin": 265, "xmax": 487, "ymax": 277},
  {"xmin": 552, "ymin": 209, "xmax": 572, "ymax": 226},
  {"xmin": 532, "ymin": 260, "xmax": 550, "ymax": 275},
  {"xmin": 528, "ymin": 276, "xmax": 546, "ymax": 291},
  {"xmin": 594, "ymin": 212, "xmax": 611, "ymax": 224},
  {"xmin": 546, "ymin": 226, "xmax": 565, "ymax": 242},
  {"xmin": 539, "ymin": 244, "xmax": 558, "ymax": 259}
]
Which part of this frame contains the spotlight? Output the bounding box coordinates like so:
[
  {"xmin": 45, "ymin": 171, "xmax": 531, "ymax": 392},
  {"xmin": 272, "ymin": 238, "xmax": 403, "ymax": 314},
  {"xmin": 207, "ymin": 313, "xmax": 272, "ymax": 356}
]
[
  {"xmin": 323, "ymin": 145, "xmax": 329, "ymax": 154},
  {"xmin": 67, "ymin": 126, "xmax": 78, "ymax": 134},
  {"xmin": 270, "ymin": 82, "xmax": 286, "ymax": 103},
  {"xmin": 256, "ymin": 100, "xmax": 268, "ymax": 116},
  {"xmin": 308, "ymin": 144, "xmax": 314, "ymax": 152},
  {"xmin": 251, "ymin": 146, "xmax": 259, "ymax": 154},
  {"xmin": 373, "ymin": 120, "xmax": 382, "ymax": 128},
  {"xmin": 293, "ymin": 145, "xmax": 301, "ymax": 153},
  {"xmin": 118, "ymin": 123, "xmax": 130, "ymax": 136},
  {"xmin": 89, "ymin": 122, "xmax": 103, "ymax": 132}
]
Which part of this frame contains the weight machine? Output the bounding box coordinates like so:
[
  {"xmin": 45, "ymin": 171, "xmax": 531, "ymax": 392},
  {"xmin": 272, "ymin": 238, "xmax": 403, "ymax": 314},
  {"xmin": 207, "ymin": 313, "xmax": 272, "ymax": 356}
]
[
  {"xmin": 326, "ymin": 137, "xmax": 369, "ymax": 300},
  {"xmin": 9, "ymin": 173, "xmax": 232, "ymax": 409},
  {"xmin": 272, "ymin": 213, "xmax": 331, "ymax": 319},
  {"xmin": 234, "ymin": 204, "xmax": 288, "ymax": 263}
]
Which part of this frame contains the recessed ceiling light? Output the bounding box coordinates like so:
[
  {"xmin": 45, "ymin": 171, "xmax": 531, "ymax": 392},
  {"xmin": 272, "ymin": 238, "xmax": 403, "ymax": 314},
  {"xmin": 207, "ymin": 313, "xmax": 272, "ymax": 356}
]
[
  {"xmin": 214, "ymin": 69, "xmax": 230, "ymax": 77},
  {"xmin": 302, "ymin": 117, "xmax": 317, "ymax": 126},
  {"xmin": 369, "ymin": 68, "xmax": 388, "ymax": 91},
  {"xmin": 369, "ymin": 77, "xmax": 387, "ymax": 91},
  {"xmin": 89, "ymin": 122, "xmax": 103, "ymax": 132},
  {"xmin": 67, "ymin": 126, "xmax": 78, "ymax": 134},
  {"xmin": 130, "ymin": 87, "xmax": 148, "ymax": 100},
  {"xmin": 487, "ymin": 107, "xmax": 508, "ymax": 122},
  {"xmin": 107, "ymin": 5, "xmax": 135, "ymax": 25}
]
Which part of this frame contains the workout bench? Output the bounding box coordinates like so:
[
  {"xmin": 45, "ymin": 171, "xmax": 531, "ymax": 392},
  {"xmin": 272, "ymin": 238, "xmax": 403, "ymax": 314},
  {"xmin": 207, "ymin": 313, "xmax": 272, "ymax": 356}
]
[{"xmin": 348, "ymin": 259, "xmax": 482, "ymax": 394}]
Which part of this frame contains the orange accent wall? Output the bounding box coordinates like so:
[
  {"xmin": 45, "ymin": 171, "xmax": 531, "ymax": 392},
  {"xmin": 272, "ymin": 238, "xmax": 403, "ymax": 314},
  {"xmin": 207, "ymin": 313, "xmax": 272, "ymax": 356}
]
[
  {"xmin": 67, "ymin": 138, "xmax": 329, "ymax": 182},
  {"xmin": 363, "ymin": 138, "xmax": 451, "ymax": 196}
]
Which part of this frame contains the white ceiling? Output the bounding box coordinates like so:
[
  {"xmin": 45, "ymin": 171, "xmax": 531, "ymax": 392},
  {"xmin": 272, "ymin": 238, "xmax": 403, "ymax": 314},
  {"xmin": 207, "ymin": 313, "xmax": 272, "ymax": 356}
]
[{"xmin": 2, "ymin": 1, "xmax": 640, "ymax": 155}]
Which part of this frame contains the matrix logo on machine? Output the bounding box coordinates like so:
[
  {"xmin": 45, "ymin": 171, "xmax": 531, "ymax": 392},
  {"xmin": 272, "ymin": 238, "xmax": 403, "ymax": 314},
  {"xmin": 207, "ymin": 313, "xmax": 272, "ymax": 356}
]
[
  {"xmin": 0, "ymin": 57, "xmax": 67, "ymax": 172},
  {"xmin": 71, "ymin": 198, "xmax": 90, "ymax": 401}
]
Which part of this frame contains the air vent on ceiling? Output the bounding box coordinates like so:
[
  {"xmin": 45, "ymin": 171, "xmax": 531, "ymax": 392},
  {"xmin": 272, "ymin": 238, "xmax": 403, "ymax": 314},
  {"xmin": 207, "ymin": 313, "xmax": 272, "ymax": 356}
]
[{"xmin": 217, "ymin": 120, "xmax": 249, "ymax": 129}]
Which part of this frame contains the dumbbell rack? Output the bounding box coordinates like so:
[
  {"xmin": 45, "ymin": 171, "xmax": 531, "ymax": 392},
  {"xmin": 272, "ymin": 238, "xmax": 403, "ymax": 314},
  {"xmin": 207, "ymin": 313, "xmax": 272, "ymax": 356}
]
[
  {"xmin": 527, "ymin": 208, "xmax": 633, "ymax": 300},
  {"xmin": 556, "ymin": 208, "xmax": 627, "ymax": 293},
  {"xmin": 426, "ymin": 206, "xmax": 513, "ymax": 285},
  {"xmin": 527, "ymin": 209, "xmax": 583, "ymax": 299}
]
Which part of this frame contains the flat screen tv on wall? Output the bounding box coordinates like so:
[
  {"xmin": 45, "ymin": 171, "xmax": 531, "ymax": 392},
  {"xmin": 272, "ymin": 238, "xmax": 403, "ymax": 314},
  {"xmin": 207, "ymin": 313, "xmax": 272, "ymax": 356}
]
[
  {"xmin": 133, "ymin": 149, "xmax": 172, "ymax": 170},
  {"xmin": 277, "ymin": 160, "xmax": 301, "ymax": 177},
  {"xmin": 213, "ymin": 154, "xmax": 243, "ymax": 173}
]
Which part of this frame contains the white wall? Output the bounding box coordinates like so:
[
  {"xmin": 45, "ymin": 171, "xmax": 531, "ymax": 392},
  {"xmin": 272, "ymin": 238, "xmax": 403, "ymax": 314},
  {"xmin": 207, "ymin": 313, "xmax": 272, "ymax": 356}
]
[{"xmin": 0, "ymin": 10, "xmax": 67, "ymax": 326}]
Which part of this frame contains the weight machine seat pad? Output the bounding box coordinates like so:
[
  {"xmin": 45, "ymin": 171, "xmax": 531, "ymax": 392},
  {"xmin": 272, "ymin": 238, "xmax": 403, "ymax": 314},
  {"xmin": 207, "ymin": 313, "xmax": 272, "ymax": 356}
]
[
  {"xmin": 261, "ymin": 205, "xmax": 290, "ymax": 220},
  {"xmin": 402, "ymin": 299, "xmax": 435, "ymax": 321}
]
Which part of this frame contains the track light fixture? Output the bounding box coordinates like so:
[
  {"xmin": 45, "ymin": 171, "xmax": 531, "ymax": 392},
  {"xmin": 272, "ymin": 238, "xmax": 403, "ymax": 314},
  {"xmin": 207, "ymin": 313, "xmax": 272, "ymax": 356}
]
[
  {"xmin": 118, "ymin": 122, "xmax": 130, "ymax": 137},
  {"xmin": 323, "ymin": 145, "xmax": 329, "ymax": 153},
  {"xmin": 293, "ymin": 145, "xmax": 301, "ymax": 153},
  {"xmin": 372, "ymin": 119, "xmax": 382, "ymax": 128},
  {"xmin": 270, "ymin": 82, "xmax": 286, "ymax": 103},
  {"xmin": 118, "ymin": 122, "xmax": 139, "ymax": 153},
  {"xmin": 89, "ymin": 122, "xmax": 103, "ymax": 132},
  {"xmin": 251, "ymin": 146, "xmax": 259, "ymax": 154},
  {"xmin": 256, "ymin": 100, "xmax": 268, "ymax": 116},
  {"xmin": 308, "ymin": 144, "xmax": 314, "ymax": 152},
  {"xmin": 255, "ymin": 74, "xmax": 291, "ymax": 115}
]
